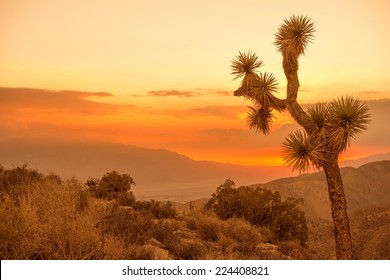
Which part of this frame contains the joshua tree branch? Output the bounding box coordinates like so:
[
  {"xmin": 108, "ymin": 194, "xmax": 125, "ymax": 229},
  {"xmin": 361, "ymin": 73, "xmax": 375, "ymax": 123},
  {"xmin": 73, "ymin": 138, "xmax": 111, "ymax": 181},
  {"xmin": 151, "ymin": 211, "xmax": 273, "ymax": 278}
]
[
  {"xmin": 234, "ymin": 87, "xmax": 287, "ymax": 111},
  {"xmin": 270, "ymin": 96, "xmax": 287, "ymax": 111},
  {"xmin": 284, "ymin": 71, "xmax": 316, "ymax": 134}
]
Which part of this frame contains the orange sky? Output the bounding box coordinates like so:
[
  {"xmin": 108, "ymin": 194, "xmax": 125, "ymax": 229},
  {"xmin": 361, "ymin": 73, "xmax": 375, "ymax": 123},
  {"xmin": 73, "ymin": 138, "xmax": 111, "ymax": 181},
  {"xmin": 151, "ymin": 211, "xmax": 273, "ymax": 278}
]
[{"xmin": 1, "ymin": 0, "xmax": 390, "ymax": 166}]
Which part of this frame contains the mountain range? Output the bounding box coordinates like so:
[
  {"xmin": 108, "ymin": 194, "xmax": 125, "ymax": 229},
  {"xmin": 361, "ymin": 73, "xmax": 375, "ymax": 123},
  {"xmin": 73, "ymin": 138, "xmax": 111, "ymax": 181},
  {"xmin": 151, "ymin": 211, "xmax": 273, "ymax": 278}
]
[
  {"xmin": 0, "ymin": 138, "xmax": 294, "ymax": 201},
  {"xmin": 1, "ymin": 138, "xmax": 389, "ymax": 208}
]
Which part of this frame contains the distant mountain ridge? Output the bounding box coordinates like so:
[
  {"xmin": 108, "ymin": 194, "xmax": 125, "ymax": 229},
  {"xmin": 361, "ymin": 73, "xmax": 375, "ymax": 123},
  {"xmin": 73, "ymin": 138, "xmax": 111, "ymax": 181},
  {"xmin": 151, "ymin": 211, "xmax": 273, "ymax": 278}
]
[
  {"xmin": 251, "ymin": 160, "xmax": 390, "ymax": 220},
  {"xmin": 1, "ymin": 138, "xmax": 389, "ymax": 207},
  {"xmin": 340, "ymin": 152, "xmax": 390, "ymax": 167},
  {"xmin": 0, "ymin": 138, "xmax": 293, "ymax": 201}
]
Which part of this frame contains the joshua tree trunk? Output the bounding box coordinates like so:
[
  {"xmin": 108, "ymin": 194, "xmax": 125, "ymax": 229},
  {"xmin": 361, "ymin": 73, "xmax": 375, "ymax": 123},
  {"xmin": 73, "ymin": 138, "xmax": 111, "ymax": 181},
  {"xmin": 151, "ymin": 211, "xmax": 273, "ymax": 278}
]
[
  {"xmin": 323, "ymin": 158, "xmax": 353, "ymax": 259},
  {"xmin": 283, "ymin": 57, "xmax": 353, "ymax": 260}
]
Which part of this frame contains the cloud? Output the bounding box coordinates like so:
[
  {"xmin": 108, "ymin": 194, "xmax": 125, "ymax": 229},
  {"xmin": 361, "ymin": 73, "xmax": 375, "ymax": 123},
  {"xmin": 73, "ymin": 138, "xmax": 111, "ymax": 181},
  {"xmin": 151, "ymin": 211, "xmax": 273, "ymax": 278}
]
[
  {"xmin": 0, "ymin": 87, "xmax": 131, "ymax": 115},
  {"xmin": 197, "ymin": 123, "xmax": 299, "ymax": 153},
  {"xmin": 128, "ymin": 94, "xmax": 144, "ymax": 98},
  {"xmin": 157, "ymin": 104, "xmax": 293, "ymax": 122},
  {"xmin": 147, "ymin": 88, "xmax": 234, "ymax": 98},
  {"xmin": 201, "ymin": 127, "xmax": 248, "ymax": 136},
  {"xmin": 358, "ymin": 90, "xmax": 383, "ymax": 98},
  {"xmin": 79, "ymin": 91, "xmax": 113, "ymax": 97},
  {"xmin": 188, "ymin": 106, "xmax": 244, "ymax": 118},
  {"xmin": 164, "ymin": 105, "xmax": 247, "ymax": 119},
  {"xmin": 195, "ymin": 88, "xmax": 233, "ymax": 96},
  {"xmin": 161, "ymin": 104, "xmax": 295, "ymax": 122},
  {"xmin": 212, "ymin": 90, "xmax": 232, "ymax": 96},
  {"xmin": 148, "ymin": 90, "xmax": 195, "ymax": 97}
]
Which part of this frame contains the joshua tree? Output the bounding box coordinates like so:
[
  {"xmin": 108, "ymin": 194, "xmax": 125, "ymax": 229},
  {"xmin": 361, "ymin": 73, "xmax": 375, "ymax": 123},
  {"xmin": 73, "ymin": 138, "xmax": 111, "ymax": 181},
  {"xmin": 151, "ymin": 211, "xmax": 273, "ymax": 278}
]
[{"xmin": 230, "ymin": 15, "xmax": 370, "ymax": 259}]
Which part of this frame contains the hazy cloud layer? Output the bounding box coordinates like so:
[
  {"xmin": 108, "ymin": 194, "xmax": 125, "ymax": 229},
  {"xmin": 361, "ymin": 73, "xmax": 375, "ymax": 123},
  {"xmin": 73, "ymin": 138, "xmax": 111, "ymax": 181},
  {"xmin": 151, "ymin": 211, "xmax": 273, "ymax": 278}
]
[
  {"xmin": 162, "ymin": 105, "xmax": 247, "ymax": 119},
  {"xmin": 200, "ymin": 123, "xmax": 299, "ymax": 149},
  {"xmin": 147, "ymin": 89, "xmax": 233, "ymax": 98},
  {"xmin": 212, "ymin": 90, "xmax": 232, "ymax": 96},
  {"xmin": 148, "ymin": 90, "xmax": 195, "ymax": 97},
  {"xmin": 0, "ymin": 87, "xmax": 130, "ymax": 115},
  {"xmin": 195, "ymin": 89, "xmax": 233, "ymax": 96},
  {"xmin": 356, "ymin": 90, "xmax": 387, "ymax": 99},
  {"xmin": 201, "ymin": 127, "xmax": 249, "ymax": 136}
]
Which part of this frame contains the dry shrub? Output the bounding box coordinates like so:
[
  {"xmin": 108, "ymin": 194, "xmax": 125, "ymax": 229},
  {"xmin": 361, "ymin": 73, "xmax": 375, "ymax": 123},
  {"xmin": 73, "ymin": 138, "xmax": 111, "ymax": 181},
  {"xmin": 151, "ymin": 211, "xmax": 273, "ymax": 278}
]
[
  {"xmin": 0, "ymin": 165, "xmax": 43, "ymax": 202},
  {"xmin": 99, "ymin": 234, "xmax": 128, "ymax": 259},
  {"xmin": 216, "ymin": 234, "xmax": 235, "ymax": 257},
  {"xmin": 0, "ymin": 178, "xmax": 110, "ymax": 259},
  {"xmin": 223, "ymin": 218, "xmax": 264, "ymax": 242},
  {"xmin": 152, "ymin": 219, "xmax": 179, "ymax": 247},
  {"xmin": 186, "ymin": 212, "xmax": 263, "ymax": 246},
  {"xmin": 184, "ymin": 212, "xmax": 281, "ymax": 259},
  {"xmin": 0, "ymin": 176, "xmax": 153, "ymax": 260},
  {"xmin": 151, "ymin": 218, "xmax": 207, "ymax": 260},
  {"xmin": 98, "ymin": 235, "xmax": 154, "ymax": 260},
  {"xmin": 0, "ymin": 168, "xmax": 173, "ymax": 260},
  {"xmin": 24, "ymin": 179, "xmax": 106, "ymax": 259},
  {"xmin": 185, "ymin": 212, "xmax": 222, "ymax": 241},
  {"xmin": 134, "ymin": 200, "xmax": 177, "ymax": 219},
  {"xmin": 277, "ymin": 240, "xmax": 313, "ymax": 259},
  {"xmin": 102, "ymin": 206, "xmax": 154, "ymax": 245},
  {"xmin": 173, "ymin": 240, "xmax": 205, "ymax": 260},
  {"xmin": 0, "ymin": 193, "xmax": 40, "ymax": 259},
  {"xmin": 116, "ymin": 192, "xmax": 136, "ymax": 207},
  {"xmin": 221, "ymin": 218, "xmax": 263, "ymax": 257},
  {"xmin": 126, "ymin": 244, "xmax": 155, "ymax": 260}
]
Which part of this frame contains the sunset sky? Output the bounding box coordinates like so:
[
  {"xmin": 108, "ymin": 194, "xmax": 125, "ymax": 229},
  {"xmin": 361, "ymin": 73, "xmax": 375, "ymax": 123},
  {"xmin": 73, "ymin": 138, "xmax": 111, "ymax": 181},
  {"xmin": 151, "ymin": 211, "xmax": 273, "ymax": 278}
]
[{"xmin": 1, "ymin": 0, "xmax": 390, "ymax": 166}]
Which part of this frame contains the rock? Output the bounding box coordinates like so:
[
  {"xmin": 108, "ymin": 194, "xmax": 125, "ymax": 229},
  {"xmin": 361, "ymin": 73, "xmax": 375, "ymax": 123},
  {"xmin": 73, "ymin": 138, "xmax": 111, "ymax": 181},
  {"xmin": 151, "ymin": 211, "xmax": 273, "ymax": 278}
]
[
  {"xmin": 143, "ymin": 244, "xmax": 171, "ymax": 260},
  {"xmin": 145, "ymin": 238, "xmax": 166, "ymax": 249}
]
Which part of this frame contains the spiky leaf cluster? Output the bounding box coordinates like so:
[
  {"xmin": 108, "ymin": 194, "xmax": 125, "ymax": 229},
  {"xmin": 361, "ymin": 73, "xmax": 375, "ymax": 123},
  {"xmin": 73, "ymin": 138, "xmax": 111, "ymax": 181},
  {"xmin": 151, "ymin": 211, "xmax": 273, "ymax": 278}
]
[
  {"xmin": 250, "ymin": 72, "xmax": 278, "ymax": 107},
  {"xmin": 306, "ymin": 103, "xmax": 329, "ymax": 142},
  {"xmin": 306, "ymin": 97, "xmax": 370, "ymax": 153},
  {"xmin": 231, "ymin": 51, "xmax": 281, "ymax": 134},
  {"xmin": 282, "ymin": 130, "xmax": 328, "ymax": 173},
  {"xmin": 274, "ymin": 15, "xmax": 315, "ymax": 73},
  {"xmin": 231, "ymin": 51, "xmax": 263, "ymax": 94},
  {"xmin": 246, "ymin": 106, "xmax": 274, "ymax": 134},
  {"xmin": 282, "ymin": 97, "xmax": 370, "ymax": 172},
  {"xmin": 327, "ymin": 96, "xmax": 371, "ymax": 153},
  {"xmin": 274, "ymin": 15, "xmax": 315, "ymax": 56}
]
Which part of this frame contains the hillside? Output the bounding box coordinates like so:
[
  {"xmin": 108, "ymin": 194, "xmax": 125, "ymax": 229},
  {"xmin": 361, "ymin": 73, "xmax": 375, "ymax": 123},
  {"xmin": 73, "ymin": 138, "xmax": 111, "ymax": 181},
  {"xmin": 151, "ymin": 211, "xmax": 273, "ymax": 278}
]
[
  {"xmin": 1, "ymin": 159, "xmax": 389, "ymax": 259},
  {"xmin": 0, "ymin": 165, "xmax": 314, "ymax": 260},
  {"xmin": 306, "ymin": 205, "xmax": 390, "ymax": 259},
  {"xmin": 251, "ymin": 160, "xmax": 390, "ymax": 220}
]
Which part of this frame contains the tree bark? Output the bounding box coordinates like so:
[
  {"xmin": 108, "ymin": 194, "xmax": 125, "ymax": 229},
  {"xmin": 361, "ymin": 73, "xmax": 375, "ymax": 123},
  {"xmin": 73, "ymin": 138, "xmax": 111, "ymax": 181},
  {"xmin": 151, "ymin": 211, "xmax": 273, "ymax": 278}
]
[
  {"xmin": 284, "ymin": 72, "xmax": 316, "ymax": 134},
  {"xmin": 323, "ymin": 159, "xmax": 353, "ymax": 259}
]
